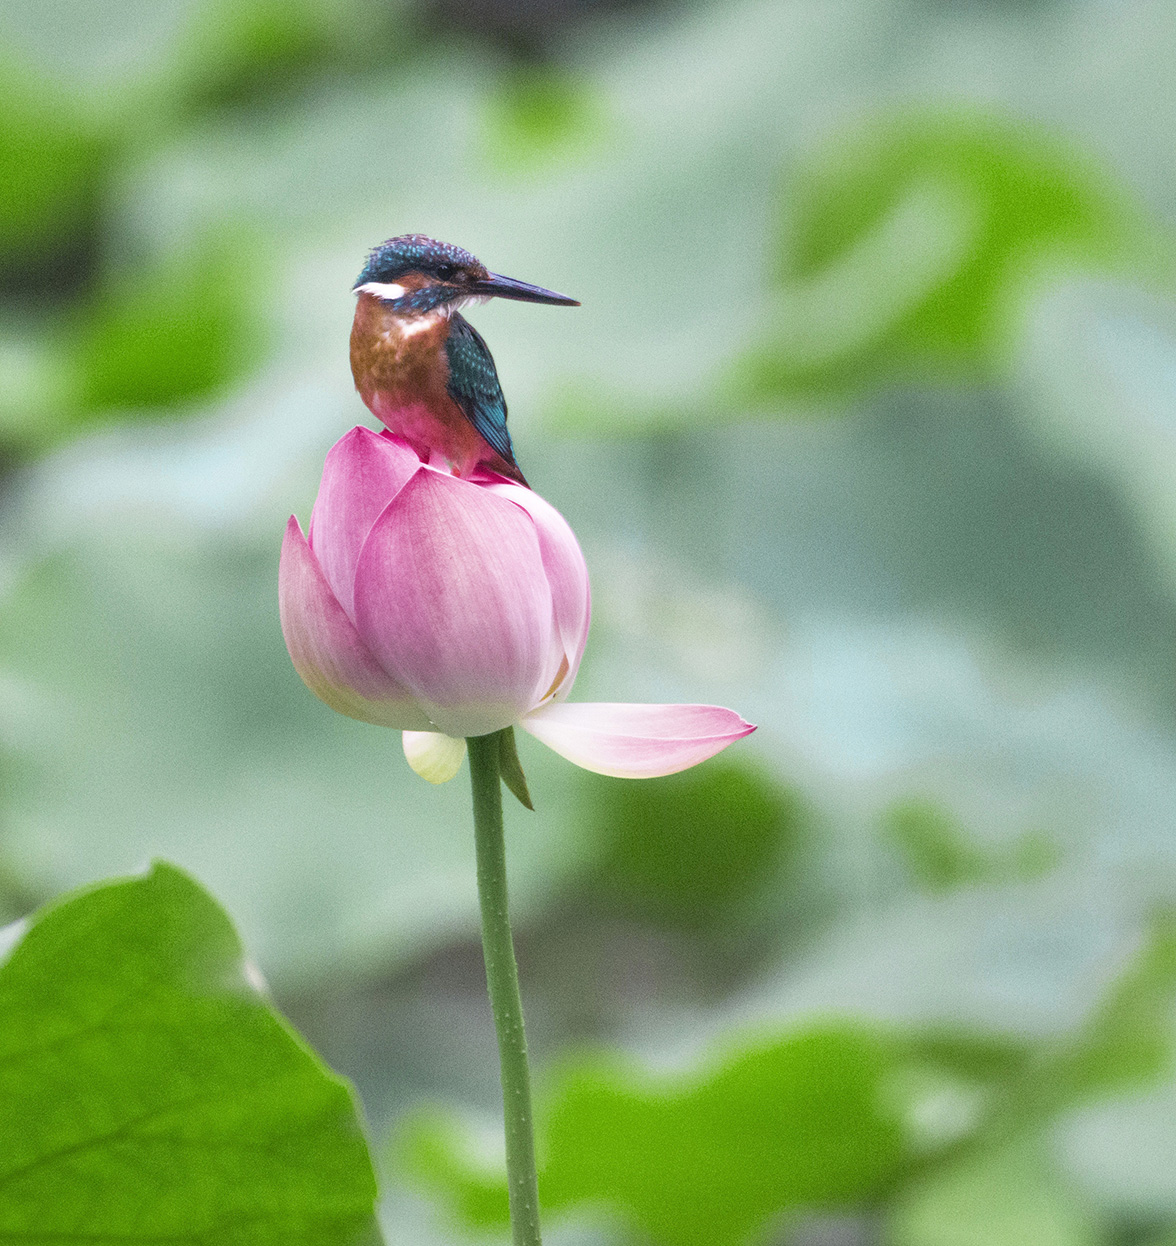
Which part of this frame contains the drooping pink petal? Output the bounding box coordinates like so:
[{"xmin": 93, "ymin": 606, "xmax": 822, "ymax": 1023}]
[
  {"xmin": 308, "ymin": 427, "xmax": 422, "ymax": 618},
  {"xmin": 280, "ymin": 516, "xmax": 434, "ymax": 730},
  {"xmin": 353, "ymin": 470, "xmax": 560, "ymax": 738},
  {"xmin": 520, "ymin": 701, "xmax": 756, "ymax": 778},
  {"xmin": 489, "ymin": 483, "xmax": 591, "ymax": 699}
]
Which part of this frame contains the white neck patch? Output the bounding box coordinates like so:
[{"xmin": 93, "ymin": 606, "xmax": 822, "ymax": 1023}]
[{"xmin": 355, "ymin": 281, "xmax": 407, "ymax": 301}]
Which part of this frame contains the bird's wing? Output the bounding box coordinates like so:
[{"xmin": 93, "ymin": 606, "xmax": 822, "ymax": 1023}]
[{"xmin": 444, "ymin": 313, "xmax": 517, "ymax": 468}]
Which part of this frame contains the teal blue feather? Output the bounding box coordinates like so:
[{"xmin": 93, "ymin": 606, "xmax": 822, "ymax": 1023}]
[{"xmin": 444, "ymin": 313, "xmax": 523, "ymax": 480}]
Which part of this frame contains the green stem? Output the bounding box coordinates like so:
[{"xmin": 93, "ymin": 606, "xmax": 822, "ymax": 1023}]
[{"xmin": 467, "ymin": 730, "xmax": 542, "ymax": 1246}]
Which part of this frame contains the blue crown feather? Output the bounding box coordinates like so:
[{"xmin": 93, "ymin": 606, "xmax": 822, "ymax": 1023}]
[{"xmin": 354, "ymin": 235, "xmax": 480, "ymax": 288}]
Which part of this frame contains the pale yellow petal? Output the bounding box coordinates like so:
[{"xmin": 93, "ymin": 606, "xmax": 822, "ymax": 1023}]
[{"xmin": 402, "ymin": 730, "xmax": 467, "ymax": 783}]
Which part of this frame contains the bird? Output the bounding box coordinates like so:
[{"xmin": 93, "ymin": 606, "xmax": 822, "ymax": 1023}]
[{"xmin": 349, "ymin": 234, "xmax": 578, "ymax": 487}]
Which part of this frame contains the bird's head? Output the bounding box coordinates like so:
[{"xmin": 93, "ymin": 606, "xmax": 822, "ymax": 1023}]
[{"xmin": 353, "ymin": 234, "xmax": 579, "ymax": 316}]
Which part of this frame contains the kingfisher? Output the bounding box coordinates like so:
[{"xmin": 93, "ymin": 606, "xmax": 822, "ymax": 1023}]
[{"xmin": 350, "ymin": 235, "xmax": 578, "ymax": 487}]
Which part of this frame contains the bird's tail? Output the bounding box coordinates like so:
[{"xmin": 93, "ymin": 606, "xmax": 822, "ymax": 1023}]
[{"xmin": 489, "ymin": 453, "xmax": 529, "ymax": 488}]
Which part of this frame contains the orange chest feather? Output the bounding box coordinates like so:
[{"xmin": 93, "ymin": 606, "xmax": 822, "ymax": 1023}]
[{"xmin": 349, "ymin": 294, "xmax": 452, "ymax": 406}]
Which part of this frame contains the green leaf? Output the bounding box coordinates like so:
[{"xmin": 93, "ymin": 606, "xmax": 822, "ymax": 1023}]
[
  {"xmin": 945, "ymin": 913, "xmax": 1176, "ymax": 1140},
  {"xmin": 0, "ymin": 861, "xmax": 382, "ymax": 1244},
  {"xmin": 890, "ymin": 1139, "xmax": 1100, "ymax": 1246},
  {"xmin": 399, "ymin": 1025, "xmax": 911, "ymax": 1246},
  {"xmin": 734, "ymin": 107, "xmax": 1164, "ymax": 401},
  {"xmin": 883, "ymin": 798, "xmax": 992, "ymax": 893},
  {"xmin": 883, "ymin": 798, "xmax": 1060, "ymax": 895},
  {"xmin": 481, "ymin": 66, "xmax": 610, "ymax": 177},
  {"xmin": 1038, "ymin": 911, "xmax": 1176, "ymax": 1106},
  {"xmin": 0, "ymin": 60, "xmax": 112, "ymax": 279},
  {"xmin": 69, "ymin": 229, "xmax": 264, "ymax": 416},
  {"xmin": 397, "ymin": 913, "xmax": 1176, "ymax": 1246},
  {"xmin": 172, "ymin": 0, "xmax": 349, "ymax": 115},
  {"xmin": 584, "ymin": 760, "xmax": 807, "ymax": 929}
]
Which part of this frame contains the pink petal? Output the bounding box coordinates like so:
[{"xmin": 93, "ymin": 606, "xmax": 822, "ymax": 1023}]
[
  {"xmin": 466, "ymin": 465, "xmax": 519, "ymax": 486},
  {"xmin": 308, "ymin": 427, "xmax": 422, "ymax": 618},
  {"xmin": 353, "ymin": 470, "xmax": 559, "ymax": 738},
  {"xmin": 280, "ymin": 516, "xmax": 433, "ymax": 730},
  {"xmin": 520, "ymin": 701, "xmax": 756, "ymax": 778},
  {"xmin": 488, "ymin": 483, "xmax": 591, "ymax": 698}
]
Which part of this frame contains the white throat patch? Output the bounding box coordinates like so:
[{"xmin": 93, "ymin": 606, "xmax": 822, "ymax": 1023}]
[{"xmin": 398, "ymin": 311, "xmax": 446, "ymax": 338}]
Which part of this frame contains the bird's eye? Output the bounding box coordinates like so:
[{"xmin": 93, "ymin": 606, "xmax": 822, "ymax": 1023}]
[{"xmin": 436, "ymin": 264, "xmax": 457, "ymax": 281}]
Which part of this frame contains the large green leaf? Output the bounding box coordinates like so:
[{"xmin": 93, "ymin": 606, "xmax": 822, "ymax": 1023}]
[
  {"xmin": 0, "ymin": 861, "xmax": 381, "ymax": 1244},
  {"xmin": 0, "ymin": 60, "xmax": 112, "ymax": 272},
  {"xmin": 68, "ymin": 229, "xmax": 265, "ymax": 420},
  {"xmin": 396, "ymin": 914, "xmax": 1176, "ymax": 1245},
  {"xmin": 1029, "ymin": 912, "xmax": 1176, "ymax": 1111},
  {"xmin": 582, "ymin": 759, "xmax": 809, "ymax": 930},
  {"xmin": 734, "ymin": 107, "xmax": 1164, "ymax": 401},
  {"xmin": 891, "ymin": 1139, "xmax": 1100, "ymax": 1246},
  {"xmin": 399, "ymin": 1025, "xmax": 914, "ymax": 1246}
]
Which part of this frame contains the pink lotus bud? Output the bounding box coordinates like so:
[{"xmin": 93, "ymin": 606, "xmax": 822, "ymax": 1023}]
[{"xmin": 281, "ymin": 427, "xmax": 753, "ymax": 778}]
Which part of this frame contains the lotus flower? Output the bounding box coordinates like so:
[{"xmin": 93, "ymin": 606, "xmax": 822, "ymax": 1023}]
[{"xmin": 280, "ymin": 426, "xmax": 754, "ymax": 781}]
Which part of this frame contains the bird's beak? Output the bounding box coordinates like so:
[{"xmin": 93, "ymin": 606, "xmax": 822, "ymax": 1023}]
[{"xmin": 472, "ymin": 273, "xmax": 580, "ymax": 306}]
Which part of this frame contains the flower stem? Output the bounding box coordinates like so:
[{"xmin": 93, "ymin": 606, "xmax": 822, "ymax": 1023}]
[{"xmin": 467, "ymin": 730, "xmax": 542, "ymax": 1246}]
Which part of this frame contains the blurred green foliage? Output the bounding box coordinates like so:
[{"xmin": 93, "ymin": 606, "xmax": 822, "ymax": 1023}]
[
  {"xmin": 0, "ymin": 849, "xmax": 40, "ymax": 927},
  {"xmin": 400, "ymin": 1025, "xmax": 910, "ymax": 1245},
  {"xmin": 70, "ymin": 229, "xmax": 263, "ymax": 417},
  {"xmin": 891, "ymin": 1140, "xmax": 1098, "ymax": 1246},
  {"xmin": 0, "ymin": 0, "xmax": 410, "ymax": 457},
  {"xmin": 0, "ymin": 227, "xmax": 265, "ymax": 452},
  {"xmin": 584, "ymin": 761, "xmax": 805, "ymax": 929},
  {"xmin": 174, "ymin": 0, "xmax": 353, "ymax": 114},
  {"xmin": 733, "ymin": 108, "xmax": 1164, "ymax": 403},
  {"xmin": 0, "ymin": 64, "xmax": 111, "ymax": 286},
  {"xmin": 397, "ymin": 1020, "xmax": 1032, "ymax": 1244},
  {"xmin": 399, "ymin": 914, "xmax": 1176, "ymax": 1245},
  {"xmin": 3, "ymin": 2, "xmax": 1176, "ymax": 1243},
  {"xmin": 0, "ymin": 862, "xmax": 381, "ymax": 1244},
  {"xmin": 884, "ymin": 798, "xmax": 991, "ymax": 892},
  {"xmin": 482, "ymin": 66, "xmax": 608, "ymax": 176},
  {"xmin": 883, "ymin": 797, "xmax": 1059, "ymax": 894},
  {"xmin": 1040, "ymin": 913, "xmax": 1176, "ymax": 1107}
]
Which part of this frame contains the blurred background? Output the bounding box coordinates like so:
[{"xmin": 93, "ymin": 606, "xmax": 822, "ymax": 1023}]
[{"xmin": 3, "ymin": 0, "xmax": 1176, "ymax": 1242}]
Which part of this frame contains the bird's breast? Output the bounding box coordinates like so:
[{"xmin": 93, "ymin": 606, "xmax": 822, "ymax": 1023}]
[
  {"xmin": 350, "ymin": 295, "xmax": 452, "ymax": 402},
  {"xmin": 349, "ymin": 294, "xmax": 485, "ymax": 472}
]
